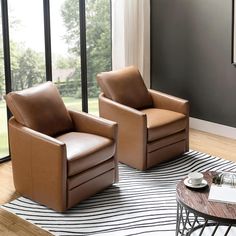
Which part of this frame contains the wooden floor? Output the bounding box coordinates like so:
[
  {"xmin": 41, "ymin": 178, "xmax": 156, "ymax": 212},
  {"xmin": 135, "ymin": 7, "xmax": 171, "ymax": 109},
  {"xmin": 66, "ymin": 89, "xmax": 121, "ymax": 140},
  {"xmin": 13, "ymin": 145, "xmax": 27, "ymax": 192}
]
[
  {"xmin": 0, "ymin": 128, "xmax": 236, "ymax": 235},
  {"xmin": 190, "ymin": 129, "xmax": 236, "ymax": 162}
]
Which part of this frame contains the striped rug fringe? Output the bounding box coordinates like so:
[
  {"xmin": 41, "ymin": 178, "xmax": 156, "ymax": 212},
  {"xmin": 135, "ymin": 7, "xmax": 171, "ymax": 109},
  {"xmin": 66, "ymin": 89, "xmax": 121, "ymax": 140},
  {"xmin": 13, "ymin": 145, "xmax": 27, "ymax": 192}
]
[{"xmin": 2, "ymin": 150, "xmax": 236, "ymax": 236}]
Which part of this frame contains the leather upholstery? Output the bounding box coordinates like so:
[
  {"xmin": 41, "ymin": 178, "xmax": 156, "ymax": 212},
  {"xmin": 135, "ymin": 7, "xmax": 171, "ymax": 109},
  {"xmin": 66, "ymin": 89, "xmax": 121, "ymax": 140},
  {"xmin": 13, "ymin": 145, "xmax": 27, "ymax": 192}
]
[
  {"xmin": 141, "ymin": 108, "xmax": 186, "ymax": 141},
  {"xmin": 68, "ymin": 110, "xmax": 119, "ymax": 182},
  {"xmin": 97, "ymin": 66, "xmax": 189, "ymax": 170},
  {"xmin": 97, "ymin": 66, "xmax": 153, "ymax": 109},
  {"xmin": 99, "ymin": 95, "xmax": 147, "ymax": 170},
  {"xmin": 5, "ymin": 82, "xmax": 73, "ymax": 136},
  {"xmin": 149, "ymin": 89, "xmax": 189, "ymax": 115},
  {"xmin": 149, "ymin": 89, "xmax": 189, "ymax": 151},
  {"xmin": 6, "ymin": 82, "xmax": 118, "ymax": 212},
  {"xmin": 68, "ymin": 159, "xmax": 114, "ymax": 189},
  {"xmin": 67, "ymin": 169, "xmax": 115, "ymax": 209},
  {"xmin": 9, "ymin": 118, "xmax": 67, "ymax": 212},
  {"xmin": 56, "ymin": 132, "xmax": 115, "ymax": 176},
  {"xmin": 147, "ymin": 131, "xmax": 186, "ymax": 152},
  {"xmin": 147, "ymin": 140, "xmax": 186, "ymax": 167}
]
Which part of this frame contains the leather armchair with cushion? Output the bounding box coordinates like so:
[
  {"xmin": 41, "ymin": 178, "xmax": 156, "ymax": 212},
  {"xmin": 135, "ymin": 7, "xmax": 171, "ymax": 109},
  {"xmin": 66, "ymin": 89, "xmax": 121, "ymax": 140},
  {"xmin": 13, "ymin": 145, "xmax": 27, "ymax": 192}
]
[
  {"xmin": 97, "ymin": 66, "xmax": 189, "ymax": 170},
  {"xmin": 5, "ymin": 81, "xmax": 118, "ymax": 212}
]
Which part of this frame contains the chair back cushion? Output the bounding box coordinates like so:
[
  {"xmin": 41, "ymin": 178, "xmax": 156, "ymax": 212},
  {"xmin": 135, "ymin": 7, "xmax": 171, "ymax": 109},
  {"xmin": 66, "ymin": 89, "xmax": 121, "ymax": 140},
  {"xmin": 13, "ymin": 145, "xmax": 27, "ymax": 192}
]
[
  {"xmin": 5, "ymin": 81, "xmax": 73, "ymax": 136},
  {"xmin": 97, "ymin": 66, "xmax": 153, "ymax": 109}
]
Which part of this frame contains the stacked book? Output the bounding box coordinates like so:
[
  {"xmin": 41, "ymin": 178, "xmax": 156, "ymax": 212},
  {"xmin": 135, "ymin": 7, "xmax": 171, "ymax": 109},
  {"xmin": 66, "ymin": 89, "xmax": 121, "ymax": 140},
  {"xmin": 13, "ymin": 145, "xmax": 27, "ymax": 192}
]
[{"xmin": 208, "ymin": 172, "xmax": 236, "ymax": 204}]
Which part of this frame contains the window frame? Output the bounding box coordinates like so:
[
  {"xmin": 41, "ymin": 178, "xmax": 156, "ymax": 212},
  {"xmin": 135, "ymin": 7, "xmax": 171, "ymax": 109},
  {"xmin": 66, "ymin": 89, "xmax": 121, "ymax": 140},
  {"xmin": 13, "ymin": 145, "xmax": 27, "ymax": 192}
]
[{"xmin": 0, "ymin": 0, "xmax": 111, "ymax": 162}]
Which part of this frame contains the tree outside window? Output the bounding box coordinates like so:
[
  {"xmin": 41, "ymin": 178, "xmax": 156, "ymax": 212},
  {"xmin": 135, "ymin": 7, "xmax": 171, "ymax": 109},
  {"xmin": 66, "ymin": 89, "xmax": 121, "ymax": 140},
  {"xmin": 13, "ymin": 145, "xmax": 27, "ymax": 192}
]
[{"xmin": 0, "ymin": 0, "xmax": 111, "ymax": 157}]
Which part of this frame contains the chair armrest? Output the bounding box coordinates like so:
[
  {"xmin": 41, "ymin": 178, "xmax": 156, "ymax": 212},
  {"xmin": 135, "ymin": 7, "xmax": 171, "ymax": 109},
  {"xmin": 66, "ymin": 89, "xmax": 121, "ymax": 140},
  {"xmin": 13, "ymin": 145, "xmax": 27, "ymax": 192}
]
[
  {"xmin": 68, "ymin": 110, "xmax": 118, "ymax": 140},
  {"xmin": 9, "ymin": 118, "xmax": 67, "ymax": 212},
  {"xmin": 149, "ymin": 89, "xmax": 189, "ymax": 115},
  {"xmin": 98, "ymin": 93, "xmax": 147, "ymax": 170}
]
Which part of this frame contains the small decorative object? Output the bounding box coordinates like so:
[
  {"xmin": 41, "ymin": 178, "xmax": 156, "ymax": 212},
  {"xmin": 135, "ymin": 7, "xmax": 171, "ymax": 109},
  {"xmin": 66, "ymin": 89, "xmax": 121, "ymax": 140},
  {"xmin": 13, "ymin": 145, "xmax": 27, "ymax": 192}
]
[
  {"xmin": 209, "ymin": 172, "xmax": 236, "ymax": 204},
  {"xmin": 212, "ymin": 172, "xmax": 236, "ymax": 187}
]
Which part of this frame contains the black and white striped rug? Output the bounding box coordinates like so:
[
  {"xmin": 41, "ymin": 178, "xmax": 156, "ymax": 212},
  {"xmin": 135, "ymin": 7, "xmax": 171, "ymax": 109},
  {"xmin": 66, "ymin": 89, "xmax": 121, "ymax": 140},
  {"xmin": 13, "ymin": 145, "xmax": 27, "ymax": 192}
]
[{"xmin": 2, "ymin": 150, "xmax": 236, "ymax": 236}]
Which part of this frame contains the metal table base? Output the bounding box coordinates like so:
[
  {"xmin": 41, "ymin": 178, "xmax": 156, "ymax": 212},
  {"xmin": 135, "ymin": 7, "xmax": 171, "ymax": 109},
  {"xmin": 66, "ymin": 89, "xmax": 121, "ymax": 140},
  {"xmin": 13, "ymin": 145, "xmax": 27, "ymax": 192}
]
[{"xmin": 176, "ymin": 202, "xmax": 235, "ymax": 236}]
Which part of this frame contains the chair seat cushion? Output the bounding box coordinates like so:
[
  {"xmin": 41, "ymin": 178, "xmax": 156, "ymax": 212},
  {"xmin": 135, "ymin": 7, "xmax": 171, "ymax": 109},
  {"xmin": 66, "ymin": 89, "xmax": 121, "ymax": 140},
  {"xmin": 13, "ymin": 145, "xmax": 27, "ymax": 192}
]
[
  {"xmin": 56, "ymin": 132, "xmax": 115, "ymax": 176},
  {"xmin": 141, "ymin": 108, "xmax": 187, "ymax": 142}
]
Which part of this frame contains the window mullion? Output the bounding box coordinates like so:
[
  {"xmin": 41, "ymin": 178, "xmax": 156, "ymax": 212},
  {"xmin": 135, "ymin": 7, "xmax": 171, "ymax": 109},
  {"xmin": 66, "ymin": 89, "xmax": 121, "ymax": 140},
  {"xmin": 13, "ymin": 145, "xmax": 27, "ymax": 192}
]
[
  {"xmin": 43, "ymin": 0, "xmax": 52, "ymax": 81},
  {"xmin": 79, "ymin": 0, "xmax": 88, "ymax": 113}
]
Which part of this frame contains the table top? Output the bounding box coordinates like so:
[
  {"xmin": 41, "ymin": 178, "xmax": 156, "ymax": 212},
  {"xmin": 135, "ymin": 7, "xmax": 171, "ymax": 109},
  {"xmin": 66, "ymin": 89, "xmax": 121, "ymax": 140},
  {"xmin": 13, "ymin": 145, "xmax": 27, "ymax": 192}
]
[{"xmin": 176, "ymin": 171, "xmax": 236, "ymax": 224}]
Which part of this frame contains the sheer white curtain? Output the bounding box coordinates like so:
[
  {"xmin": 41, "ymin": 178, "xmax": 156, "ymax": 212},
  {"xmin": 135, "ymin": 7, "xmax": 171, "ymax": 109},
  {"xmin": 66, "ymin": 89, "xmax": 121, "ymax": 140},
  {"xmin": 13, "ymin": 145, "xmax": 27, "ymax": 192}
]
[{"xmin": 112, "ymin": 0, "xmax": 150, "ymax": 88}]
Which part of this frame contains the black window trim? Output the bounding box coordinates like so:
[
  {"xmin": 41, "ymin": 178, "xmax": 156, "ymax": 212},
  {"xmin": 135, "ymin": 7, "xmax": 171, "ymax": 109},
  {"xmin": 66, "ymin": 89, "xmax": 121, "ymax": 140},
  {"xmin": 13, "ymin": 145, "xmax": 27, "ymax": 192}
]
[{"xmin": 0, "ymin": 0, "xmax": 111, "ymax": 162}]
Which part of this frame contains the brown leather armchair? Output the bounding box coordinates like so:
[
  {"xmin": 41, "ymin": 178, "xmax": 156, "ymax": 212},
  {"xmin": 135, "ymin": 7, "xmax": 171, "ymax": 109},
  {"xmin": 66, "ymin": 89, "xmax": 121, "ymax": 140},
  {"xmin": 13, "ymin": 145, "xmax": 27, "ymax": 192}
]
[
  {"xmin": 5, "ymin": 82, "xmax": 118, "ymax": 212},
  {"xmin": 97, "ymin": 66, "xmax": 189, "ymax": 170}
]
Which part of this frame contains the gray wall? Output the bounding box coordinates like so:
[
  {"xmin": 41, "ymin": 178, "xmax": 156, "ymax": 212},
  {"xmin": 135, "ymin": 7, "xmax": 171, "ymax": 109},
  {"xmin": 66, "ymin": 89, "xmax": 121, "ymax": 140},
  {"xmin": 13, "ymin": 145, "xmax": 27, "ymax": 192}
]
[{"xmin": 151, "ymin": 0, "xmax": 236, "ymax": 128}]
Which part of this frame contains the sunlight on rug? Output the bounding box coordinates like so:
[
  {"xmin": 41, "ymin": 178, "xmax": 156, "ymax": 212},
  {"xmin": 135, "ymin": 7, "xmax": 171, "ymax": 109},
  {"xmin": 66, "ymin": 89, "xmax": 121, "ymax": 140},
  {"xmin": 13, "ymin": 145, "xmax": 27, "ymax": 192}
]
[{"xmin": 1, "ymin": 150, "xmax": 236, "ymax": 236}]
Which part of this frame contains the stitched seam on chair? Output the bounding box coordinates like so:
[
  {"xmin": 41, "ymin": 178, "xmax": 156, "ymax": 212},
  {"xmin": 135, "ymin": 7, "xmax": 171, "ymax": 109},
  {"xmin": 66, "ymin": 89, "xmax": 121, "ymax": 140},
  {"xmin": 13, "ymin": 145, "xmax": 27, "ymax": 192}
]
[
  {"xmin": 68, "ymin": 168, "xmax": 115, "ymax": 191},
  {"xmin": 147, "ymin": 139, "xmax": 186, "ymax": 154}
]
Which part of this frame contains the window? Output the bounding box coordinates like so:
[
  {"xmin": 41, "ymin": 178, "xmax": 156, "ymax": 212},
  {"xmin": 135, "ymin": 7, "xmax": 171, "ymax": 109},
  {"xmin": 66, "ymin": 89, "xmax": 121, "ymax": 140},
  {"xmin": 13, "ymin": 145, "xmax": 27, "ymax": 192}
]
[
  {"xmin": 8, "ymin": 0, "xmax": 46, "ymax": 91},
  {"xmin": 0, "ymin": 0, "xmax": 111, "ymax": 161},
  {"xmin": 51, "ymin": 0, "xmax": 82, "ymax": 111},
  {"xmin": 86, "ymin": 0, "xmax": 111, "ymax": 115},
  {"xmin": 0, "ymin": 4, "xmax": 9, "ymax": 159},
  {"xmin": 0, "ymin": 101, "xmax": 8, "ymax": 159}
]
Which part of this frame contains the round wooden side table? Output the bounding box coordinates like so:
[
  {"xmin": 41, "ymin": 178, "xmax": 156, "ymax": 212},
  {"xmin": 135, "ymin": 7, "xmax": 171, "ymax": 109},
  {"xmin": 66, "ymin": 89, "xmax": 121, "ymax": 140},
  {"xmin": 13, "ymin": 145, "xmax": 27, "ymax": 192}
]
[{"xmin": 176, "ymin": 171, "xmax": 236, "ymax": 236}]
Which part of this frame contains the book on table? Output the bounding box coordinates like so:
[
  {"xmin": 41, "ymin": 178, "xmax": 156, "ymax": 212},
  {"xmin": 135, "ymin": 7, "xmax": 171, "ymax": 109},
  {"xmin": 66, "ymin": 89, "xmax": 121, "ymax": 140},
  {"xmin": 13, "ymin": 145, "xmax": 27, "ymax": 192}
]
[{"xmin": 208, "ymin": 172, "xmax": 236, "ymax": 204}]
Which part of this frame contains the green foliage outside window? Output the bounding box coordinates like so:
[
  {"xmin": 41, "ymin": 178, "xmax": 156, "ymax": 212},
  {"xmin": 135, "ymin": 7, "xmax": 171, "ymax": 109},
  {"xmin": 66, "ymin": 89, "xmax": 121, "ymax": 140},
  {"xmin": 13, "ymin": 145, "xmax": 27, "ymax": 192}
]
[
  {"xmin": 0, "ymin": 0, "xmax": 111, "ymax": 99},
  {"xmin": 61, "ymin": 0, "xmax": 111, "ymax": 97},
  {"xmin": 0, "ymin": 0, "xmax": 111, "ymax": 157}
]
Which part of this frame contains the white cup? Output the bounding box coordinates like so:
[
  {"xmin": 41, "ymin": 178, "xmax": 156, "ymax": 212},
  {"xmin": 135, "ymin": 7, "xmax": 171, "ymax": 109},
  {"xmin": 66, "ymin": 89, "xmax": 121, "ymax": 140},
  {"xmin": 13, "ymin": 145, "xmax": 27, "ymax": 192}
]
[{"xmin": 188, "ymin": 172, "xmax": 203, "ymax": 185}]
